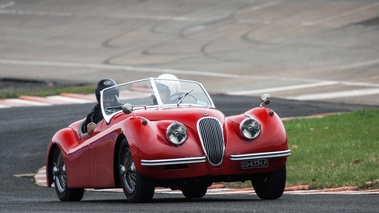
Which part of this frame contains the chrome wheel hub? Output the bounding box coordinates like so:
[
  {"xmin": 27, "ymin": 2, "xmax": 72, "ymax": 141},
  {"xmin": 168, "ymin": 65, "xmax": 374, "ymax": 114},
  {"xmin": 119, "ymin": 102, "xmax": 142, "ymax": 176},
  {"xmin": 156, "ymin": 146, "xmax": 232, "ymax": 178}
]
[
  {"xmin": 53, "ymin": 160, "xmax": 66, "ymax": 193},
  {"xmin": 120, "ymin": 149, "xmax": 137, "ymax": 194}
]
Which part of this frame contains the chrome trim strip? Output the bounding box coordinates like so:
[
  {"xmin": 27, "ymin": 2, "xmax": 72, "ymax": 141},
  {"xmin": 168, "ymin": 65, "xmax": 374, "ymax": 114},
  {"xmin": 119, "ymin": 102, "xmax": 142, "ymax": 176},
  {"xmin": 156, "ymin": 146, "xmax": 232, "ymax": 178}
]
[
  {"xmin": 230, "ymin": 149, "xmax": 291, "ymax": 161},
  {"xmin": 141, "ymin": 156, "xmax": 206, "ymax": 167}
]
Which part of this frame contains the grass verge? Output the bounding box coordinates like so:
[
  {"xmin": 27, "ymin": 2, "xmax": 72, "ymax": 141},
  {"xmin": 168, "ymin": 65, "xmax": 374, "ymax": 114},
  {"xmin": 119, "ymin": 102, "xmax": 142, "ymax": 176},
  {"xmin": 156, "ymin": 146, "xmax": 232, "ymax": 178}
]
[
  {"xmin": 0, "ymin": 85, "xmax": 94, "ymax": 99},
  {"xmin": 285, "ymin": 109, "xmax": 379, "ymax": 190}
]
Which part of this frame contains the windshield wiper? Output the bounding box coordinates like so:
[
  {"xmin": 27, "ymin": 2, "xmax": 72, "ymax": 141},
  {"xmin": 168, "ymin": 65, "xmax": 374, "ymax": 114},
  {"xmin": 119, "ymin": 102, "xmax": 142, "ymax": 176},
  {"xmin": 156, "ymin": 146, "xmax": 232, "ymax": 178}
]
[{"xmin": 177, "ymin": 90, "xmax": 193, "ymax": 105}]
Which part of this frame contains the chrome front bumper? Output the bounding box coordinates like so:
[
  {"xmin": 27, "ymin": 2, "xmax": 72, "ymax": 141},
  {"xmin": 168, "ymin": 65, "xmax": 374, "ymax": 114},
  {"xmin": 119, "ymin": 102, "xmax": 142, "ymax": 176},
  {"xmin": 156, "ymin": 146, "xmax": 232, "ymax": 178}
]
[
  {"xmin": 230, "ymin": 149, "xmax": 291, "ymax": 161},
  {"xmin": 141, "ymin": 156, "xmax": 206, "ymax": 167},
  {"xmin": 141, "ymin": 149, "xmax": 291, "ymax": 167}
]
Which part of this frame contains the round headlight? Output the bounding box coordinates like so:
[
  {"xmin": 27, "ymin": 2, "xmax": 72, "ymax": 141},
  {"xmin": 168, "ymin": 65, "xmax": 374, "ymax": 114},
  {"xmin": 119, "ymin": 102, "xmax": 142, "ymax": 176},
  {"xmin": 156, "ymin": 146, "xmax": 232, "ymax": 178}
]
[
  {"xmin": 240, "ymin": 117, "xmax": 261, "ymax": 140},
  {"xmin": 166, "ymin": 122, "xmax": 187, "ymax": 146}
]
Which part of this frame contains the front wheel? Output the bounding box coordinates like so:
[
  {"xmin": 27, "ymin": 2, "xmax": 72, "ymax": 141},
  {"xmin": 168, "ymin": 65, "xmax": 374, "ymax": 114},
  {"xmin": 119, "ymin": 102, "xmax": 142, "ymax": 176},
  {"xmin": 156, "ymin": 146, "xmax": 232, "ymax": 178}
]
[
  {"xmin": 118, "ymin": 139, "xmax": 155, "ymax": 203},
  {"xmin": 52, "ymin": 147, "xmax": 84, "ymax": 201},
  {"xmin": 251, "ymin": 165, "xmax": 286, "ymax": 200},
  {"xmin": 181, "ymin": 184, "xmax": 208, "ymax": 199}
]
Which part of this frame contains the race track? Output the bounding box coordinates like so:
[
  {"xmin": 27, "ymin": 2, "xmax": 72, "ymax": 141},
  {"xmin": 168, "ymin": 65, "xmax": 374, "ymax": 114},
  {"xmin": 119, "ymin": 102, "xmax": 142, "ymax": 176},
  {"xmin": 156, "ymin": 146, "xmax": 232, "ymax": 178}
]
[
  {"xmin": 1, "ymin": 0, "xmax": 379, "ymax": 105},
  {"xmin": 0, "ymin": 0, "xmax": 379, "ymax": 212}
]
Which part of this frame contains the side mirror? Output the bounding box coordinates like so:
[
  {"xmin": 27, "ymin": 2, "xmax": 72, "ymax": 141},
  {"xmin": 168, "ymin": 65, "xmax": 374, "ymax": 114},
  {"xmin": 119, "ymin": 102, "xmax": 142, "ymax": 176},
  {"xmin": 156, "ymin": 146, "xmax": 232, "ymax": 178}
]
[
  {"xmin": 260, "ymin": 94, "xmax": 271, "ymax": 107},
  {"xmin": 122, "ymin": 103, "xmax": 133, "ymax": 114}
]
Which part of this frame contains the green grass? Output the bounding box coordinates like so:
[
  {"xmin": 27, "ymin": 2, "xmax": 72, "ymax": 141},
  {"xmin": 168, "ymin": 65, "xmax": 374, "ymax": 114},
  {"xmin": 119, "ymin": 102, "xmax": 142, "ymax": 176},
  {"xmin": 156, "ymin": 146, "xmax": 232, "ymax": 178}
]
[
  {"xmin": 0, "ymin": 85, "xmax": 94, "ymax": 99},
  {"xmin": 285, "ymin": 109, "xmax": 379, "ymax": 189}
]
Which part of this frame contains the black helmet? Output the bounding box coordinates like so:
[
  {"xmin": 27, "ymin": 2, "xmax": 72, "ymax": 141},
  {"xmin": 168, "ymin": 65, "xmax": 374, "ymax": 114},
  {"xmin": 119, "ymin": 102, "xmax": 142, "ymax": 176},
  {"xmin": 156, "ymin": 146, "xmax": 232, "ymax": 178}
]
[{"xmin": 95, "ymin": 79, "xmax": 117, "ymax": 102}]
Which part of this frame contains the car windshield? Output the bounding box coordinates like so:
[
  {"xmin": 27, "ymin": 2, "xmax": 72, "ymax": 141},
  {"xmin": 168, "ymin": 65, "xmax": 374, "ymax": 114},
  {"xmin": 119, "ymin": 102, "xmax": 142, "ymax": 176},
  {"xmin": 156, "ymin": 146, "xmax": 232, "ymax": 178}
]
[{"xmin": 100, "ymin": 78, "xmax": 215, "ymax": 123}]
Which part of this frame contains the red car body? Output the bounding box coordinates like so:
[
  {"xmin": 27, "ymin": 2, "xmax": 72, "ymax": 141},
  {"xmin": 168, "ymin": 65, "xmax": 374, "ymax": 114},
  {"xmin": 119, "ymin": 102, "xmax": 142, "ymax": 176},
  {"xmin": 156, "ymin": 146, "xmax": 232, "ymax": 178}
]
[{"xmin": 46, "ymin": 77, "xmax": 290, "ymax": 202}]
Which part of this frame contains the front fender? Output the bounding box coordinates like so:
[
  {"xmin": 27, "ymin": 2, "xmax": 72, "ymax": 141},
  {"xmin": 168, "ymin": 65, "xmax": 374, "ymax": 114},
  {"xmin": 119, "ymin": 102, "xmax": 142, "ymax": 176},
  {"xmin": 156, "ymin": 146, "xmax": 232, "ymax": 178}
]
[
  {"xmin": 226, "ymin": 107, "xmax": 287, "ymax": 152},
  {"xmin": 121, "ymin": 116, "xmax": 204, "ymax": 178},
  {"xmin": 223, "ymin": 107, "xmax": 288, "ymax": 173},
  {"xmin": 245, "ymin": 107, "xmax": 288, "ymax": 151}
]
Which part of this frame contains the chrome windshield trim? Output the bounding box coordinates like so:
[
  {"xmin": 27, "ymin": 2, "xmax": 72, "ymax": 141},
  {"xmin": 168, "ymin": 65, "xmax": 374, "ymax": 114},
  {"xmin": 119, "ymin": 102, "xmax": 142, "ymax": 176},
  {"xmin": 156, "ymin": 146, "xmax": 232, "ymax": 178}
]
[
  {"xmin": 141, "ymin": 156, "xmax": 206, "ymax": 167},
  {"xmin": 230, "ymin": 149, "xmax": 291, "ymax": 161}
]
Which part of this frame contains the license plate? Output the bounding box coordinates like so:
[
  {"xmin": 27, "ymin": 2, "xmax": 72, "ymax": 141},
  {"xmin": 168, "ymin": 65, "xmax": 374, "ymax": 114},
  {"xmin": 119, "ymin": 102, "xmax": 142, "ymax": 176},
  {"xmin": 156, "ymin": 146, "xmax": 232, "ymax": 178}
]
[{"xmin": 241, "ymin": 159, "xmax": 268, "ymax": 169}]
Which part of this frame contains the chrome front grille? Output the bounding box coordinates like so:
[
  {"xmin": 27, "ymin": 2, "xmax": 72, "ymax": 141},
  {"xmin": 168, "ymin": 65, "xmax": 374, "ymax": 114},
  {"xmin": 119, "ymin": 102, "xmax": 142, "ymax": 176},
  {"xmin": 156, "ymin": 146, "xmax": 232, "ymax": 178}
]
[{"xmin": 197, "ymin": 117, "xmax": 225, "ymax": 166}]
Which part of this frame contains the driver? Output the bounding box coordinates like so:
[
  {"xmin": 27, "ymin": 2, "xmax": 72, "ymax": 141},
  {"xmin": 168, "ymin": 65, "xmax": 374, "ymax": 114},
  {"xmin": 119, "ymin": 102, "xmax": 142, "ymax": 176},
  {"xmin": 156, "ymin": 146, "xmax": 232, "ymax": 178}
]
[
  {"xmin": 81, "ymin": 78, "xmax": 118, "ymax": 135},
  {"xmin": 155, "ymin": 74, "xmax": 180, "ymax": 104}
]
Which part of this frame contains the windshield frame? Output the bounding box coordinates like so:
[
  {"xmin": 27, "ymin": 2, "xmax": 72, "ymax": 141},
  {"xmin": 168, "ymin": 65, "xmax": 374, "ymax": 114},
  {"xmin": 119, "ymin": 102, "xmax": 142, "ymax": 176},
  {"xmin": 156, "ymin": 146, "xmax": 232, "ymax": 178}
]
[{"xmin": 100, "ymin": 77, "xmax": 215, "ymax": 123}]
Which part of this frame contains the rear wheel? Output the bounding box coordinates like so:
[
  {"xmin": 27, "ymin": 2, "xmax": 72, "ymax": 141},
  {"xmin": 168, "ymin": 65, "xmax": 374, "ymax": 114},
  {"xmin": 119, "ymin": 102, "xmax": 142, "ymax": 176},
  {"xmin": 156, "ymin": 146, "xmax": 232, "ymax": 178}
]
[
  {"xmin": 52, "ymin": 147, "xmax": 84, "ymax": 201},
  {"xmin": 181, "ymin": 184, "xmax": 208, "ymax": 199},
  {"xmin": 251, "ymin": 165, "xmax": 286, "ymax": 200},
  {"xmin": 118, "ymin": 139, "xmax": 155, "ymax": 203}
]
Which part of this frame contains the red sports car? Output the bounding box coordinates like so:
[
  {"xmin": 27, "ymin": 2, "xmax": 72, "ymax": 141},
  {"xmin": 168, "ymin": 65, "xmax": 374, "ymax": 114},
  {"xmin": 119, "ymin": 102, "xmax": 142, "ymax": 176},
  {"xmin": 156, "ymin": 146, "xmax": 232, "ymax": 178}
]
[{"xmin": 46, "ymin": 76, "xmax": 291, "ymax": 202}]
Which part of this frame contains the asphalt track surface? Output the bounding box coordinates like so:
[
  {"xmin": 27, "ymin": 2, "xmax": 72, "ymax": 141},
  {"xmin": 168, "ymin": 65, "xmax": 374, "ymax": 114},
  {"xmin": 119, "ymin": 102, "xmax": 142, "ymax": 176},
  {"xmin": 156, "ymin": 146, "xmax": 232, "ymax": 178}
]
[{"xmin": 1, "ymin": 95, "xmax": 378, "ymax": 212}]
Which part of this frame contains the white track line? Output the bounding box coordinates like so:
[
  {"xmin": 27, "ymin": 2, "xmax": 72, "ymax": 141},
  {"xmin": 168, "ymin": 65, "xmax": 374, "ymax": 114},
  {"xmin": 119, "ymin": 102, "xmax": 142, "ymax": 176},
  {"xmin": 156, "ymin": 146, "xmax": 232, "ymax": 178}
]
[
  {"xmin": 227, "ymin": 80, "xmax": 379, "ymax": 100},
  {"xmin": 226, "ymin": 81, "xmax": 339, "ymax": 96},
  {"xmin": 0, "ymin": 59, "xmax": 241, "ymax": 78},
  {"xmin": 311, "ymin": 1, "xmax": 379, "ymax": 26},
  {"xmin": 332, "ymin": 59, "xmax": 379, "ymax": 71},
  {"xmin": 0, "ymin": 10, "xmax": 72, "ymax": 17},
  {"xmin": 287, "ymin": 88, "xmax": 379, "ymax": 101},
  {"xmin": 0, "ymin": 1, "xmax": 14, "ymax": 9}
]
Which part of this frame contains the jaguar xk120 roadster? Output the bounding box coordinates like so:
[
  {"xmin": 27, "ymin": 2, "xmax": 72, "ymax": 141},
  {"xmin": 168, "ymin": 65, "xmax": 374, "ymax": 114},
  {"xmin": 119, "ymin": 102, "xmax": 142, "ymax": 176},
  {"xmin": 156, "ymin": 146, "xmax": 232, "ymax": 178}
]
[{"xmin": 46, "ymin": 75, "xmax": 291, "ymax": 202}]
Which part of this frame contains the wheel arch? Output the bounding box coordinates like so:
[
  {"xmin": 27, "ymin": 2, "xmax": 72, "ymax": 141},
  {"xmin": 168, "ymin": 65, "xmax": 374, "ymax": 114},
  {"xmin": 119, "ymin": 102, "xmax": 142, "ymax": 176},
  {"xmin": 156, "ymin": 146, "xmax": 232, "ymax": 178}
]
[
  {"xmin": 46, "ymin": 144, "xmax": 60, "ymax": 187},
  {"xmin": 113, "ymin": 134, "xmax": 128, "ymax": 187}
]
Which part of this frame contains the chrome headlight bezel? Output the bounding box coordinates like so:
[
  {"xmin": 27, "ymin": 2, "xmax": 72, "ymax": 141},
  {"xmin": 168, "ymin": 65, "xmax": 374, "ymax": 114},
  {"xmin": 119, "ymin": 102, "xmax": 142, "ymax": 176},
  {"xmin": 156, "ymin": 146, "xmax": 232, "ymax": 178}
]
[
  {"xmin": 240, "ymin": 117, "xmax": 261, "ymax": 140},
  {"xmin": 166, "ymin": 122, "xmax": 187, "ymax": 146}
]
